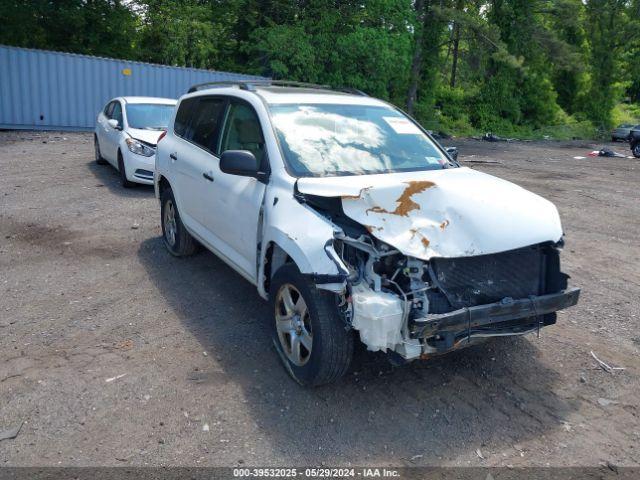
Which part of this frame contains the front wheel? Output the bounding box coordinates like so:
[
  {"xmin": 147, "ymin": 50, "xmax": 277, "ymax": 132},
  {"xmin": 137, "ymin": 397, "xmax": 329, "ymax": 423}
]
[
  {"xmin": 270, "ymin": 264, "xmax": 353, "ymax": 386},
  {"xmin": 117, "ymin": 151, "xmax": 135, "ymax": 188},
  {"xmin": 633, "ymin": 143, "xmax": 640, "ymax": 158}
]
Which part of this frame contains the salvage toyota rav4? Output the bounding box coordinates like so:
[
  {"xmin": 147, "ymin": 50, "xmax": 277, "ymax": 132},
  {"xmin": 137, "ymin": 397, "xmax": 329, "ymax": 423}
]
[{"xmin": 155, "ymin": 81, "xmax": 580, "ymax": 386}]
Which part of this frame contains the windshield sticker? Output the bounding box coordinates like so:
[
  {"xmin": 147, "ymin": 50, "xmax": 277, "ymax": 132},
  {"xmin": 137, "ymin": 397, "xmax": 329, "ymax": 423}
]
[
  {"xmin": 383, "ymin": 117, "xmax": 422, "ymax": 135},
  {"xmin": 424, "ymin": 156, "xmax": 443, "ymax": 165}
]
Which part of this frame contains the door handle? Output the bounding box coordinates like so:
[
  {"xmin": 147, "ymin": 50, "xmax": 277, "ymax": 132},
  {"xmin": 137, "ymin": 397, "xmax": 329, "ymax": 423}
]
[
  {"xmin": 169, "ymin": 153, "xmax": 177, "ymax": 161},
  {"xmin": 202, "ymin": 172, "xmax": 214, "ymax": 182}
]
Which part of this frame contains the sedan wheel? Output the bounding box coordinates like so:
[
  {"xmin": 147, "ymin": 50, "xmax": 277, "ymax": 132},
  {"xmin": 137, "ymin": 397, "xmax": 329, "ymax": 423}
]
[
  {"xmin": 633, "ymin": 144, "xmax": 640, "ymax": 158},
  {"xmin": 275, "ymin": 284, "xmax": 313, "ymax": 366}
]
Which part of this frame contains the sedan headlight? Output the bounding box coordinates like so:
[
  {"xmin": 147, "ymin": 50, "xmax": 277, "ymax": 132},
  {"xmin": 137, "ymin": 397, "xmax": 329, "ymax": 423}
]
[{"xmin": 126, "ymin": 138, "xmax": 155, "ymax": 157}]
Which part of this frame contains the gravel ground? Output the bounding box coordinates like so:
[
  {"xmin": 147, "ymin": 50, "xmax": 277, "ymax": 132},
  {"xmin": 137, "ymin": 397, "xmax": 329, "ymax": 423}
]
[{"xmin": 0, "ymin": 131, "xmax": 638, "ymax": 467}]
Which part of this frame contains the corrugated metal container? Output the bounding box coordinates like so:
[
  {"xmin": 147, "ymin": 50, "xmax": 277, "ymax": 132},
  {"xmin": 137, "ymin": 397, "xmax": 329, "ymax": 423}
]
[{"xmin": 0, "ymin": 45, "xmax": 265, "ymax": 131}]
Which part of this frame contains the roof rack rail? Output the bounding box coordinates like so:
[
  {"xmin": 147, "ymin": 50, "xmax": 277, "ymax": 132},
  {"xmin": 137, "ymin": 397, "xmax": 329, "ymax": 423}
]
[
  {"xmin": 187, "ymin": 80, "xmax": 265, "ymax": 93},
  {"xmin": 337, "ymin": 87, "xmax": 369, "ymax": 97},
  {"xmin": 187, "ymin": 79, "xmax": 367, "ymax": 95}
]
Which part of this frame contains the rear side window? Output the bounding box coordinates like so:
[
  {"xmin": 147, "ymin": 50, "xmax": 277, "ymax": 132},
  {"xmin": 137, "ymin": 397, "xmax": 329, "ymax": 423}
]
[
  {"xmin": 174, "ymin": 98, "xmax": 198, "ymax": 138},
  {"xmin": 188, "ymin": 97, "xmax": 227, "ymax": 153}
]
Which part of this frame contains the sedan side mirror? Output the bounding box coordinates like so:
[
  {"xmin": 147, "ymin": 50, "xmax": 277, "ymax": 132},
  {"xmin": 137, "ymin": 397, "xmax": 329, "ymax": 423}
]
[
  {"xmin": 445, "ymin": 146, "xmax": 459, "ymax": 161},
  {"xmin": 220, "ymin": 150, "xmax": 260, "ymax": 178},
  {"xmin": 107, "ymin": 118, "xmax": 121, "ymax": 130}
]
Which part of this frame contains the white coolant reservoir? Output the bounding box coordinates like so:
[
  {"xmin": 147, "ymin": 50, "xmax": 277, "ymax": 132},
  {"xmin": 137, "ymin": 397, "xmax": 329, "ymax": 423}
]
[{"xmin": 351, "ymin": 284, "xmax": 404, "ymax": 352}]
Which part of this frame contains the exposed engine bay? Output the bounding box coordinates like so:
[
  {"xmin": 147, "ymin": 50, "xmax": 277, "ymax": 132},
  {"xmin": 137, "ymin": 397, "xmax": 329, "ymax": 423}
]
[{"xmin": 299, "ymin": 192, "xmax": 580, "ymax": 361}]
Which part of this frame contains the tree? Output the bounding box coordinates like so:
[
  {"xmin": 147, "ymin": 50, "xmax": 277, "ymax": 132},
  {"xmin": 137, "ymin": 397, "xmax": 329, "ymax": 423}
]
[{"xmin": 0, "ymin": 0, "xmax": 137, "ymax": 59}]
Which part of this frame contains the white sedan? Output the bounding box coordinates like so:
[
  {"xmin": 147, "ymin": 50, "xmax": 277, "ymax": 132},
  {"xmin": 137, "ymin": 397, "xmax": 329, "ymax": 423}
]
[{"xmin": 94, "ymin": 97, "xmax": 177, "ymax": 187}]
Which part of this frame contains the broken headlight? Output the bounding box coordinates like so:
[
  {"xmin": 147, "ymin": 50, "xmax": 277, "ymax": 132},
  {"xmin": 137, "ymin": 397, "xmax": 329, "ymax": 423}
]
[{"xmin": 126, "ymin": 138, "xmax": 155, "ymax": 157}]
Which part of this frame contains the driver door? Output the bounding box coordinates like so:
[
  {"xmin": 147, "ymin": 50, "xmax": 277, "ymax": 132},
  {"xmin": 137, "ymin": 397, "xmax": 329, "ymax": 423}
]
[
  {"xmin": 201, "ymin": 99, "xmax": 268, "ymax": 280},
  {"xmin": 104, "ymin": 101, "xmax": 123, "ymax": 163}
]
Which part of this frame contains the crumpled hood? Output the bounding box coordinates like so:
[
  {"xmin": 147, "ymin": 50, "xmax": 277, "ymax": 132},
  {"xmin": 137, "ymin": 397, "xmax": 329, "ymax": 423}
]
[
  {"xmin": 127, "ymin": 128, "xmax": 164, "ymax": 146},
  {"xmin": 297, "ymin": 167, "xmax": 563, "ymax": 260}
]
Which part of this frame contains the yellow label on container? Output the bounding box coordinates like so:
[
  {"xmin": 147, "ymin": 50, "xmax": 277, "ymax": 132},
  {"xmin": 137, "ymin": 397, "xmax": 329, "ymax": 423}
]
[{"xmin": 122, "ymin": 68, "xmax": 132, "ymax": 76}]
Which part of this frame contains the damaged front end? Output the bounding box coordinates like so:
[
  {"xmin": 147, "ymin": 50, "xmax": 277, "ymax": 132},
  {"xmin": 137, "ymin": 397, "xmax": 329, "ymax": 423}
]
[{"xmin": 296, "ymin": 175, "xmax": 580, "ymax": 362}]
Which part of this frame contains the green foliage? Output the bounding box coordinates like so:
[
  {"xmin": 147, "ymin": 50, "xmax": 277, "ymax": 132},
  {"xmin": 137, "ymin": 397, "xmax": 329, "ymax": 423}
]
[
  {"xmin": 1, "ymin": 0, "xmax": 639, "ymax": 139},
  {"xmin": 612, "ymin": 103, "xmax": 640, "ymax": 127},
  {"xmin": 0, "ymin": 0, "xmax": 138, "ymax": 59}
]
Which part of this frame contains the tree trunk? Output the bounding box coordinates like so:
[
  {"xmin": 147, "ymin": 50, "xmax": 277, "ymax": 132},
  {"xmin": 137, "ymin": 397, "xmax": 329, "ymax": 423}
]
[
  {"xmin": 450, "ymin": 0, "xmax": 464, "ymax": 88},
  {"xmin": 406, "ymin": 0, "xmax": 425, "ymax": 115}
]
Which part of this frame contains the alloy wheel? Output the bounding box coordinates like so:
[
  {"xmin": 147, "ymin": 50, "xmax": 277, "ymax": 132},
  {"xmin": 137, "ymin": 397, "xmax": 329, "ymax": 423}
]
[
  {"xmin": 275, "ymin": 283, "xmax": 313, "ymax": 366},
  {"xmin": 163, "ymin": 199, "xmax": 177, "ymax": 247}
]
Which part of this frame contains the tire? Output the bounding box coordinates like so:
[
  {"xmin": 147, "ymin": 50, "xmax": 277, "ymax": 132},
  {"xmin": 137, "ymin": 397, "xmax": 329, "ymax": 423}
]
[
  {"xmin": 117, "ymin": 151, "xmax": 135, "ymax": 188},
  {"xmin": 160, "ymin": 185, "xmax": 197, "ymax": 257},
  {"xmin": 633, "ymin": 143, "xmax": 640, "ymax": 158},
  {"xmin": 270, "ymin": 263, "xmax": 353, "ymax": 386},
  {"xmin": 94, "ymin": 136, "xmax": 107, "ymax": 165}
]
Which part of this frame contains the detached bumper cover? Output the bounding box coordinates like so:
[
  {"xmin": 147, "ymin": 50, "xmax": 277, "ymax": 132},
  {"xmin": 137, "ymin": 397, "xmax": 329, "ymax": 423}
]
[{"xmin": 411, "ymin": 287, "xmax": 581, "ymax": 343}]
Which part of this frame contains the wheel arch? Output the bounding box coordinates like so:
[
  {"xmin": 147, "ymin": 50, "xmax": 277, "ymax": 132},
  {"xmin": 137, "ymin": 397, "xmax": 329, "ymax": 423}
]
[{"xmin": 259, "ymin": 239, "xmax": 299, "ymax": 299}]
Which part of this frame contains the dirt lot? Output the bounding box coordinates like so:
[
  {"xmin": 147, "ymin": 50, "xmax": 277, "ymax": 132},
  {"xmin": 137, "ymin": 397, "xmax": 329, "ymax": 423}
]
[{"xmin": 0, "ymin": 131, "xmax": 639, "ymax": 468}]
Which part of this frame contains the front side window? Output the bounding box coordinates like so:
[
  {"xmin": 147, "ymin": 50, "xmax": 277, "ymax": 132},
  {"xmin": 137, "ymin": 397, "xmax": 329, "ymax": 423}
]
[
  {"xmin": 269, "ymin": 104, "xmax": 449, "ymax": 177},
  {"xmin": 111, "ymin": 102, "xmax": 123, "ymax": 126},
  {"xmin": 220, "ymin": 102, "xmax": 265, "ymax": 163},
  {"xmin": 125, "ymin": 104, "xmax": 175, "ymax": 130}
]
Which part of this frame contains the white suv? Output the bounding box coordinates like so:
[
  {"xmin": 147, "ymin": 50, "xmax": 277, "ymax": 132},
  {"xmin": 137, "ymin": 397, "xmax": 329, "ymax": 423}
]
[
  {"xmin": 155, "ymin": 81, "xmax": 580, "ymax": 386},
  {"xmin": 95, "ymin": 97, "xmax": 177, "ymax": 186}
]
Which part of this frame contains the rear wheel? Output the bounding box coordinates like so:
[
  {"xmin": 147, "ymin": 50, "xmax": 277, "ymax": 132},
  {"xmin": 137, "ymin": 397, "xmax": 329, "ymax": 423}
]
[
  {"xmin": 633, "ymin": 143, "xmax": 640, "ymax": 158},
  {"xmin": 270, "ymin": 263, "xmax": 353, "ymax": 386},
  {"xmin": 94, "ymin": 136, "xmax": 107, "ymax": 165},
  {"xmin": 117, "ymin": 151, "xmax": 135, "ymax": 188},
  {"xmin": 160, "ymin": 186, "xmax": 197, "ymax": 257}
]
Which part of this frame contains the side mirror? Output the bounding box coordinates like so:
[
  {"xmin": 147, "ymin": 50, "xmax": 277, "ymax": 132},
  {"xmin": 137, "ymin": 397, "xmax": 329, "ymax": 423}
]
[
  {"xmin": 107, "ymin": 118, "xmax": 120, "ymax": 130},
  {"xmin": 445, "ymin": 146, "xmax": 458, "ymax": 161},
  {"xmin": 220, "ymin": 150, "xmax": 260, "ymax": 178}
]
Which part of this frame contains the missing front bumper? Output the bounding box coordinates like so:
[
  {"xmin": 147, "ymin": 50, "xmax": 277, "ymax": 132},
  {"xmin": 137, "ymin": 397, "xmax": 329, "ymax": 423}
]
[{"xmin": 411, "ymin": 287, "xmax": 581, "ymax": 351}]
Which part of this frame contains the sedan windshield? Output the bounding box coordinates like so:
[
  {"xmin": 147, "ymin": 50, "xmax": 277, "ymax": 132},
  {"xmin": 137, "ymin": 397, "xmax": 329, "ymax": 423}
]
[
  {"xmin": 269, "ymin": 104, "xmax": 450, "ymax": 176},
  {"xmin": 126, "ymin": 104, "xmax": 175, "ymax": 130}
]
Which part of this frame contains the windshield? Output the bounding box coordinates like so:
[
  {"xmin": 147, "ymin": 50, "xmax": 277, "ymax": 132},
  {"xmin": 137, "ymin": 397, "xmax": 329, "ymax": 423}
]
[
  {"xmin": 269, "ymin": 104, "xmax": 450, "ymax": 176},
  {"xmin": 126, "ymin": 104, "xmax": 175, "ymax": 130}
]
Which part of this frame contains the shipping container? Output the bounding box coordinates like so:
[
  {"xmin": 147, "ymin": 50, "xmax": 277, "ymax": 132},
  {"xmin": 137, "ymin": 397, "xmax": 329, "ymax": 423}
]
[{"xmin": 0, "ymin": 45, "xmax": 265, "ymax": 131}]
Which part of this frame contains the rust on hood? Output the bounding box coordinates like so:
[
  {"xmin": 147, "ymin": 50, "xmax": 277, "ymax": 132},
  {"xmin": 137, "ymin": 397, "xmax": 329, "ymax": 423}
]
[
  {"xmin": 365, "ymin": 181, "xmax": 436, "ymax": 217},
  {"xmin": 341, "ymin": 186, "xmax": 373, "ymax": 200},
  {"xmin": 421, "ymin": 236, "xmax": 430, "ymax": 248},
  {"xmin": 440, "ymin": 220, "xmax": 450, "ymax": 230}
]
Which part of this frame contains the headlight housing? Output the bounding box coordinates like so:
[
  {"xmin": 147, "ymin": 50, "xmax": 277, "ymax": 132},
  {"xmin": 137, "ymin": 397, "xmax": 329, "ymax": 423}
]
[{"xmin": 126, "ymin": 138, "xmax": 155, "ymax": 157}]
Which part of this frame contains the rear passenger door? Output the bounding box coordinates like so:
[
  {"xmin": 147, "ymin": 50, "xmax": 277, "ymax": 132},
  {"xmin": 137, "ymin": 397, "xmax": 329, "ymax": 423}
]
[{"xmin": 171, "ymin": 96, "xmax": 227, "ymax": 238}]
